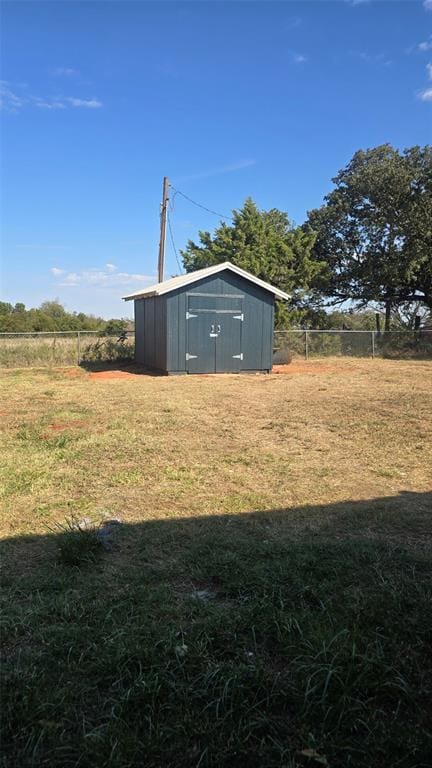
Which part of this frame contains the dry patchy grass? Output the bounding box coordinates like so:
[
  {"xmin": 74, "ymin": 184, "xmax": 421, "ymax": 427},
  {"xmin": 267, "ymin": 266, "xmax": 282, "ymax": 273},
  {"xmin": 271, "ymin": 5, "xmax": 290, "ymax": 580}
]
[
  {"xmin": 1, "ymin": 358, "xmax": 431, "ymax": 540},
  {"xmin": 1, "ymin": 358, "xmax": 432, "ymax": 768}
]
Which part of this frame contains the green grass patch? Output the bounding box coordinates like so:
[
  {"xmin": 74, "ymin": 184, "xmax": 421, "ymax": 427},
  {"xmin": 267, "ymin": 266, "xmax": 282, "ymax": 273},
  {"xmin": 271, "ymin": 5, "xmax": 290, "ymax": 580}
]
[{"xmin": 1, "ymin": 518, "xmax": 431, "ymax": 768}]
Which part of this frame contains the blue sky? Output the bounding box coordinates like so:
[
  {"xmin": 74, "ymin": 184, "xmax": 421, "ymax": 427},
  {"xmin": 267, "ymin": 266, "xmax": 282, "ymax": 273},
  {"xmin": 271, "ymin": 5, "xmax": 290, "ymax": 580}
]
[{"xmin": 1, "ymin": 0, "xmax": 431, "ymax": 319}]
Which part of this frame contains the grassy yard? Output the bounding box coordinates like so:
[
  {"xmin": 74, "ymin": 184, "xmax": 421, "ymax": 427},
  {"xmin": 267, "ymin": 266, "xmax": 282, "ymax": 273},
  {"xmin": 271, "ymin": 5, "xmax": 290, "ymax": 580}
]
[{"xmin": 1, "ymin": 359, "xmax": 431, "ymax": 767}]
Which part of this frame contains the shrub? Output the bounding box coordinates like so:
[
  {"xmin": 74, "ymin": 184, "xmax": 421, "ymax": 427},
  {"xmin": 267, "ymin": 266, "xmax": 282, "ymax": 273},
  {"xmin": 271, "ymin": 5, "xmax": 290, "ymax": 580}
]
[
  {"xmin": 80, "ymin": 337, "xmax": 134, "ymax": 363},
  {"xmin": 377, "ymin": 332, "xmax": 432, "ymax": 360}
]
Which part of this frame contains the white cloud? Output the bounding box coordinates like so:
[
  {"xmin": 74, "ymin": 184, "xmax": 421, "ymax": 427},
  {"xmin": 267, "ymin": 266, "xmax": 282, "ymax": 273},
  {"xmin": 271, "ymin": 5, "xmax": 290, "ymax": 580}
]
[
  {"xmin": 51, "ymin": 266, "xmax": 154, "ymax": 289},
  {"xmin": 416, "ymin": 63, "xmax": 432, "ymax": 101},
  {"xmin": 406, "ymin": 36, "xmax": 432, "ymax": 54},
  {"xmin": 352, "ymin": 51, "xmax": 392, "ymax": 66},
  {"xmin": 286, "ymin": 17, "xmax": 302, "ymax": 30},
  {"xmin": 293, "ymin": 53, "xmax": 308, "ymax": 64},
  {"xmin": 175, "ymin": 159, "xmax": 256, "ymax": 183},
  {"xmin": 424, "ymin": 0, "xmax": 432, "ymax": 11},
  {"xmin": 31, "ymin": 97, "xmax": 66, "ymax": 110},
  {"xmin": 418, "ymin": 87, "xmax": 432, "ymax": 101},
  {"xmin": 0, "ymin": 81, "xmax": 103, "ymax": 112},
  {"xmin": 59, "ymin": 272, "xmax": 80, "ymax": 286},
  {"xmin": 0, "ymin": 81, "xmax": 26, "ymax": 112},
  {"xmin": 419, "ymin": 39, "xmax": 432, "ymax": 51},
  {"xmin": 50, "ymin": 67, "xmax": 78, "ymax": 77},
  {"xmin": 66, "ymin": 97, "xmax": 102, "ymax": 109}
]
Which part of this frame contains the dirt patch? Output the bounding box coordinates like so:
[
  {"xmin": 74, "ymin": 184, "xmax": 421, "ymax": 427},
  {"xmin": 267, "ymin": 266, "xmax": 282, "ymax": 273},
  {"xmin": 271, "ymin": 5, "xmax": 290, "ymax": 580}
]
[
  {"xmin": 62, "ymin": 364, "xmax": 349, "ymax": 379},
  {"xmin": 88, "ymin": 370, "xmax": 143, "ymax": 380},
  {"xmin": 89, "ymin": 367, "xmax": 346, "ymax": 379},
  {"xmin": 272, "ymin": 362, "xmax": 350, "ymax": 375}
]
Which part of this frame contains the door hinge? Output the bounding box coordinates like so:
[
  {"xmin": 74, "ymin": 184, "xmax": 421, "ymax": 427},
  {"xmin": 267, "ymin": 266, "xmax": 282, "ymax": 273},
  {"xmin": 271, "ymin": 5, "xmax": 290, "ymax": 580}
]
[
  {"xmin": 186, "ymin": 311, "xmax": 197, "ymax": 320},
  {"xmin": 233, "ymin": 313, "xmax": 244, "ymax": 321},
  {"xmin": 186, "ymin": 353, "xmax": 197, "ymax": 360},
  {"xmin": 232, "ymin": 353, "xmax": 243, "ymax": 360}
]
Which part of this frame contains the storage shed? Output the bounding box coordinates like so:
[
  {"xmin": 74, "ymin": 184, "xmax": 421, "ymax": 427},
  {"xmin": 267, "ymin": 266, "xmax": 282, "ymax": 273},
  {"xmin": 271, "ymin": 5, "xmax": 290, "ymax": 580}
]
[{"xmin": 123, "ymin": 262, "xmax": 289, "ymax": 374}]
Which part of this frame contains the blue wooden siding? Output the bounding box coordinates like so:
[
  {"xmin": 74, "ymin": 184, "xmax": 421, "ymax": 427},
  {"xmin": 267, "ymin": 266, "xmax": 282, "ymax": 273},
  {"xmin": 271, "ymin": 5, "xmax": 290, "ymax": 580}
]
[
  {"xmin": 134, "ymin": 269, "xmax": 276, "ymax": 372},
  {"xmin": 165, "ymin": 271, "xmax": 274, "ymax": 372},
  {"xmin": 134, "ymin": 296, "xmax": 167, "ymax": 369},
  {"xmin": 134, "ymin": 299, "xmax": 145, "ymax": 363}
]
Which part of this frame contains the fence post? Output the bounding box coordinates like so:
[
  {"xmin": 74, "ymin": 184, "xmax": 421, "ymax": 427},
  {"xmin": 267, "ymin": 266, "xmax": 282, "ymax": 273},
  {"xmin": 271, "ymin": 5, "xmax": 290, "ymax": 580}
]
[
  {"xmin": 77, "ymin": 332, "xmax": 81, "ymax": 365},
  {"xmin": 371, "ymin": 331, "xmax": 375, "ymax": 359},
  {"xmin": 305, "ymin": 330, "xmax": 309, "ymax": 360}
]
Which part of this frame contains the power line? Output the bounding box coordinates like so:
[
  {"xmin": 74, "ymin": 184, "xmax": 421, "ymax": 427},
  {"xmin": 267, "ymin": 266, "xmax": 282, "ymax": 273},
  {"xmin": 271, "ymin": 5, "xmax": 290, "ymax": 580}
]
[
  {"xmin": 167, "ymin": 212, "xmax": 183, "ymax": 274},
  {"xmin": 169, "ymin": 184, "xmax": 233, "ymax": 222}
]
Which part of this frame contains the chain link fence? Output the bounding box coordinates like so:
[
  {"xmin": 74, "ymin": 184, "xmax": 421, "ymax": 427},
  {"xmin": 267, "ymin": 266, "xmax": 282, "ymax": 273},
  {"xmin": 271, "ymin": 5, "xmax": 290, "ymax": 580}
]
[
  {"xmin": 0, "ymin": 331, "xmax": 135, "ymax": 368},
  {"xmin": 1, "ymin": 329, "xmax": 431, "ymax": 369},
  {"xmin": 273, "ymin": 329, "xmax": 432, "ymax": 362}
]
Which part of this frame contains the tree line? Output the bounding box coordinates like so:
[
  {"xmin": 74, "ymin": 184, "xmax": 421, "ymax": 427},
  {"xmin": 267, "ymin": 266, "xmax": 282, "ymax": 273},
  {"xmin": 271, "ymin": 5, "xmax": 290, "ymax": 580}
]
[
  {"xmin": 182, "ymin": 144, "xmax": 431, "ymax": 330},
  {"xmin": 0, "ymin": 300, "xmax": 129, "ymax": 335}
]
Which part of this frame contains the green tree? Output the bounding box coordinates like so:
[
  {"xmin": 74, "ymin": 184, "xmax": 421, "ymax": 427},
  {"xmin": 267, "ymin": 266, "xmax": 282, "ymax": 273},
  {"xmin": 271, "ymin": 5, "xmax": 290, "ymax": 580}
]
[
  {"xmin": 391, "ymin": 301, "xmax": 431, "ymax": 330},
  {"xmin": 317, "ymin": 309, "xmax": 377, "ymax": 331},
  {"xmin": 103, "ymin": 318, "xmax": 128, "ymax": 337},
  {"xmin": 307, "ymin": 144, "xmax": 432, "ymax": 331},
  {"xmin": 39, "ymin": 301, "xmax": 69, "ymax": 329},
  {"xmin": 0, "ymin": 302, "xmax": 13, "ymax": 316},
  {"xmin": 26, "ymin": 310, "xmax": 57, "ymax": 332},
  {"xmin": 181, "ymin": 197, "xmax": 324, "ymax": 327}
]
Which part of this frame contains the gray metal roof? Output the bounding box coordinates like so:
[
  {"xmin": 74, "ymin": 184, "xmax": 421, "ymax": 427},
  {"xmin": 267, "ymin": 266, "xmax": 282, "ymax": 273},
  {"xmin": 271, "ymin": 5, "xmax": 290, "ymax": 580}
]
[{"xmin": 122, "ymin": 261, "xmax": 290, "ymax": 301}]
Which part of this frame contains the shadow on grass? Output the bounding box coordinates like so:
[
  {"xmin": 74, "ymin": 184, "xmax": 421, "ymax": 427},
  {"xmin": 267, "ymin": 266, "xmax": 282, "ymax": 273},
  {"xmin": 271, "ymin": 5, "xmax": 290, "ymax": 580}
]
[
  {"xmin": 1, "ymin": 490, "xmax": 432, "ymax": 768},
  {"xmin": 78, "ymin": 360, "xmax": 255, "ymax": 377},
  {"xmin": 78, "ymin": 359, "xmax": 165, "ymax": 376}
]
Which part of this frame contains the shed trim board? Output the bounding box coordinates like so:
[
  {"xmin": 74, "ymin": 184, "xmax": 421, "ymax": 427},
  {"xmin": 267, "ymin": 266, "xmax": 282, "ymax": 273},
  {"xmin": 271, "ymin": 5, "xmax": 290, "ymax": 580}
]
[
  {"xmin": 122, "ymin": 261, "xmax": 290, "ymax": 302},
  {"xmin": 183, "ymin": 292, "xmax": 245, "ymax": 298},
  {"xmin": 128, "ymin": 263, "xmax": 283, "ymax": 374}
]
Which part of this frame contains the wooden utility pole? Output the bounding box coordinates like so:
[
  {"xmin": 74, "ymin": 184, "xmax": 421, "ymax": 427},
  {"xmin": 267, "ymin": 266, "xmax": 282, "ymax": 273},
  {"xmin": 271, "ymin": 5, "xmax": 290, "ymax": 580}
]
[{"xmin": 158, "ymin": 176, "xmax": 169, "ymax": 283}]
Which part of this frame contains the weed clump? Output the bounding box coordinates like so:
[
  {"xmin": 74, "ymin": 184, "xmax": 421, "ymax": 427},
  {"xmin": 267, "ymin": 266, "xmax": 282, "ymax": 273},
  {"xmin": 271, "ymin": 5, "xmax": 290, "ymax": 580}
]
[{"xmin": 50, "ymin": 517, "xmax": 105, "ymax": 566}]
